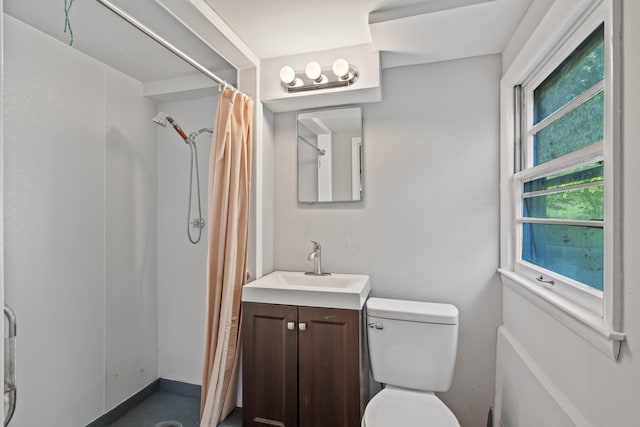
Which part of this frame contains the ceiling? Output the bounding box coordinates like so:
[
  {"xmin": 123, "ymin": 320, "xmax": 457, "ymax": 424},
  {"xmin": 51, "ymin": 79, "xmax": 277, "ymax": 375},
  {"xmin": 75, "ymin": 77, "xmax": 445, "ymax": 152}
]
[
  {"xmin": 3, "ymin": 0, "xmax": 236, "ymax": 83},
  {"xmin": 4, "ymin": 0, "xmax": 534, "ymax": 84},
  {"xmin": 206, "ymin": 0, "xmax": 534, "ymax": 67},
  {"xmin": 300, "ymin": 108, "xmax": 362, "ymax": 134}
]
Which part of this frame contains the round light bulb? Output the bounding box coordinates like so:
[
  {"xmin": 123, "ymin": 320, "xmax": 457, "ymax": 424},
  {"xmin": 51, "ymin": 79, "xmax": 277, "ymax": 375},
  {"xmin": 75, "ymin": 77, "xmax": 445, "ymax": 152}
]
[
  {"xmin": 305, "ymin": 62, "xmax": 322, "ymax": 81},
  {"xmin": 279, "ymin": 66, "xmax": 296, "ymax": 85},
  {"xmin": 333, "ymin": 58, "xmax": 350, "ymax": 79}
]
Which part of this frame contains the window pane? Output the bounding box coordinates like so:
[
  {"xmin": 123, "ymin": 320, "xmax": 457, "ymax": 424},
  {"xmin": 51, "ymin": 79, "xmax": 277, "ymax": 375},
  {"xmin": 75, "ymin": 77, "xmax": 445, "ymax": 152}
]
[
  {"xmin": 534, "ymin": 91, "xmax": 604, "ymax": 165},
  {"xmin": 534, "ymin": 24, "xmax": 604, "ymax": 124},
  {"xmin": 522, "ymin": 223, "xmax": 603, "ymax": 290},
  {"xmin": 524, "ymin": 185, "xmax": 603, "ymax": 221},
  {"xmin": 524, "ymin": 162, "xmax": 603, "ymax": 193}
]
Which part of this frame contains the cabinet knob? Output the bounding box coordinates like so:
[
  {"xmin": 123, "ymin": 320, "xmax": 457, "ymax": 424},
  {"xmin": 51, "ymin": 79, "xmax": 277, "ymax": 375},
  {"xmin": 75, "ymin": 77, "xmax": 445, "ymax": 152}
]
[
  {"xmin": 298, "ymin": 323, "xmax": 307, "ymax": 331},
  {"xmin": 368, "ymin": 323, "xmax": 384, "ymax": 330},
  {"xmin": 287, "ymin": 322, "xmax": 296, "ymax": 330}
]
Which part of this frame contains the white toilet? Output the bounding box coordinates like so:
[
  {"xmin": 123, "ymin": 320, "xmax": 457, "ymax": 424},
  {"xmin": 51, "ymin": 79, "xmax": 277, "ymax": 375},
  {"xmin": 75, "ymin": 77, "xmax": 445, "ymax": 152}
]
[{"xmin": 362, "ymin": 297, "xmax": 461, "ymax": 427}]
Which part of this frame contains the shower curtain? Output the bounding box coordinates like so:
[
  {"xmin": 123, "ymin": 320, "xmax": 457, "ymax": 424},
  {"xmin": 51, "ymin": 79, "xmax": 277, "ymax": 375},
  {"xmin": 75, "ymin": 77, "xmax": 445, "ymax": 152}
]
[{"xmin": 200, "ymin": 86, "xmax": 254, "ymax": 426}]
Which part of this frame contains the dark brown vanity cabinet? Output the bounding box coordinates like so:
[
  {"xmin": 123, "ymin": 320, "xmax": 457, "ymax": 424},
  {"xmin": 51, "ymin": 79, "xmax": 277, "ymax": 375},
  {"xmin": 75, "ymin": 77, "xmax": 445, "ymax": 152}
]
[{"xmin": 242, "ymin": 302, "xmax": 368, "ymax": 427}]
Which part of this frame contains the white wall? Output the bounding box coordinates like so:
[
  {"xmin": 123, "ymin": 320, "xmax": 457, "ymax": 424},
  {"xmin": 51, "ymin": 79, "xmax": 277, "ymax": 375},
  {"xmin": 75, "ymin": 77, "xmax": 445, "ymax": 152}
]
[
  {"xmin": 3, "ymin": 15, "xmax": 158, "ymax": 425},
  {"xmin": 273, "ymin": 55, "xmax": 502, "ymax": 427},
  {"xmin": 156, "ymin": 95, "xmax": 216, "ymax": 384},
  {"xmin": 104, "ymin": 68, "xmax": 159, "ymax": 410},
  {"xmin": 331, "ymin": 131, "xmax": 360, "ymax": 201},
  {"xmin": 298, "ymin": 133, "xmax": 319, "ymax": 202},
  {"xmin": 494, "ymin": 1, "xmax": 640, "ymax": 426},
  {"xmin": 261, "ymin": 108, "xmax": 276, "ymax": 275},
  {"xmin": 0, "ymin": 6, "xmax": 4, "ymax": 424}
]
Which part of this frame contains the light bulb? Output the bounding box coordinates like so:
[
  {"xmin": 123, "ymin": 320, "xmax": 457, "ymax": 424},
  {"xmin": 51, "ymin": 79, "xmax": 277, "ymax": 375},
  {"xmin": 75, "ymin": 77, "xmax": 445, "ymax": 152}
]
[
  {"xmin": 305, "ymin": 62, "xmax": 322, "ymax": 81},
  {"xmin": 279, "ymin": 66, "xmax": 296, "ymax": 85},
  {"xmin": 333, "ymin": 58, "xmax": 350, "ymax": 79}
]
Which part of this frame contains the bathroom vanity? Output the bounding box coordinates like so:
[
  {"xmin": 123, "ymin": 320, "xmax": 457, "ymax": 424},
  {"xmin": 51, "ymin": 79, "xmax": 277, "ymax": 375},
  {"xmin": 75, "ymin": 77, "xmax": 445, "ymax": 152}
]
[{"xmin": 241, "ymin": 271, "xmax": 370, "ymax": 427}]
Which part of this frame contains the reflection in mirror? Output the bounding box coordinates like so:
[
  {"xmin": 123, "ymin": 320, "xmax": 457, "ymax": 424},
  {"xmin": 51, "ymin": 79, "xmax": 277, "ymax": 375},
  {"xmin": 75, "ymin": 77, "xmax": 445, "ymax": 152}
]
[{"xmin": 297, "ymin": 107, "xmax": 363, "ymax": 203}]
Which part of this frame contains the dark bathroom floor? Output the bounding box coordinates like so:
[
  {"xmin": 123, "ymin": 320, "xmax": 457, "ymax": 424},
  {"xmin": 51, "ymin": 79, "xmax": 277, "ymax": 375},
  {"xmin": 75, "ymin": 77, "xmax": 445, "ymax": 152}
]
[{"xmin": 107, "ymin": 390, "xmax": 242, "ymax": 427}]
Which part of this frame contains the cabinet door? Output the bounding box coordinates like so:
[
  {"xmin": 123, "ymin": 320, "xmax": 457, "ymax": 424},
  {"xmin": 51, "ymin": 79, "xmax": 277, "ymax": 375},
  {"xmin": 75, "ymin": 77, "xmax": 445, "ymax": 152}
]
[
  {"xmin": 243, "ymin": 302, "xmax": 298, "ymax": 427},
  {"xmin": 298, "ymin": 307, "xmax": 361, "ymax": 427}
]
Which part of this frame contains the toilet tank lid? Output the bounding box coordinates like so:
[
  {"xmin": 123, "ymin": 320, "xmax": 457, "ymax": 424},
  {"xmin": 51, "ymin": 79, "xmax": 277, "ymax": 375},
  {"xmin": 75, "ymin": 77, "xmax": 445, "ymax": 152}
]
[{"xmin": 366, "ymin": 298, "xmax": 459, "ymax": 325}]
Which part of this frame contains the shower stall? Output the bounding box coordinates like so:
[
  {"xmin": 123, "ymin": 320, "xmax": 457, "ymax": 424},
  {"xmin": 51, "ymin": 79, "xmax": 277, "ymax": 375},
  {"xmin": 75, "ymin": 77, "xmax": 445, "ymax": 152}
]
[{"xmin": 0, "ymin": 1, "xmax": 257, "ymax": 425}]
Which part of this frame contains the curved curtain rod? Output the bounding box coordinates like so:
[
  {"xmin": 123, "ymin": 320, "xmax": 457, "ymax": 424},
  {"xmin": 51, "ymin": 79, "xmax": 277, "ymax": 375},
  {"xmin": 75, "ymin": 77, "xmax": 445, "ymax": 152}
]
[{"xmin": 96, "ymin": 0, "xmax": 240, "ymax": 93}]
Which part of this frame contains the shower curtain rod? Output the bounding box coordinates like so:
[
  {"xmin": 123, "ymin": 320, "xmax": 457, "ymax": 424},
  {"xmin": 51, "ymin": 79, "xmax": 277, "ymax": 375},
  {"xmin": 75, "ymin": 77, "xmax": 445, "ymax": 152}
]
[
  {"xmin": 298, "ymin": 136, "xmax": 326, "ymax": 156},
  {"xmin": 96, "ymin": 0, "xmax": 236, "ymax": 90}
]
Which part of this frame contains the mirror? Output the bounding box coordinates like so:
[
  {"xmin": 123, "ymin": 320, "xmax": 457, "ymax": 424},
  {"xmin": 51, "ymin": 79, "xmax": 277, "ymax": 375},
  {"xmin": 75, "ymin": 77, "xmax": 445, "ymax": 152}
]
[{"xmin": 297, "ymin": 107, "xmax": 363, "ymax": 203}]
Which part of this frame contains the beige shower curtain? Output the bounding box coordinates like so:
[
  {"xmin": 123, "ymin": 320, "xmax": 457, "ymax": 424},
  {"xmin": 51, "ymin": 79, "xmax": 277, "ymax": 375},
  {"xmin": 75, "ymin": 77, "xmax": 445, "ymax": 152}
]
[{"xmin": 200, "ymin": 86, "xmax": 253, "ymax": 426}]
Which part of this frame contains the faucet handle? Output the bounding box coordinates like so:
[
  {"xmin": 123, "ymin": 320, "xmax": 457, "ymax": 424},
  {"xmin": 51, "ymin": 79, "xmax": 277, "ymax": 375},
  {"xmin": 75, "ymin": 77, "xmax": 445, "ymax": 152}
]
[{"xmin": 310, "ymin": 240, "xmax": 321, "ymax": 251}]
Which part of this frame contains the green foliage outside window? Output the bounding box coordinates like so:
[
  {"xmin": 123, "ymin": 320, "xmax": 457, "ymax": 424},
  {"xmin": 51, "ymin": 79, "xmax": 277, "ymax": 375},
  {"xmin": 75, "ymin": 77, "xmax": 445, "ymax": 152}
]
[
  {"xmin": 534, "ymin": 92, "xmax": 604, "ymax": 165},
  {"xmin": 534, "ymin": 24, "xmax": 605, "ymax": 124},
  {"xmin": 525, "ymin": 162, "xmax": 604, "ymax": 221}
]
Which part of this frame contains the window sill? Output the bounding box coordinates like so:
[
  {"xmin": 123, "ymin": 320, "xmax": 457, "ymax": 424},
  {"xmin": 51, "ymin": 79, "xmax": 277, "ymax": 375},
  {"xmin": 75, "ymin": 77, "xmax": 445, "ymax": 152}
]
[{"xmin": 498, "ymin": 269, "xmax": 625, "ymax": 360}]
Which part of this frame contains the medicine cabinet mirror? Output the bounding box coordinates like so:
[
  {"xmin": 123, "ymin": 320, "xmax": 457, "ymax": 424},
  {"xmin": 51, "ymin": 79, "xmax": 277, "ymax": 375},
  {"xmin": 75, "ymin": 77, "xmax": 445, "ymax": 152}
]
[{"xmin": 297, "ymin": 106, "xmax": 363, "ymax": 203}]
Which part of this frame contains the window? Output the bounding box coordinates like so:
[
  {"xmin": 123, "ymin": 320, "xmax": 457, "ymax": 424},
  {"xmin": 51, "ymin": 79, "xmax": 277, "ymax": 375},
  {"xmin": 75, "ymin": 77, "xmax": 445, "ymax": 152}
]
[
  {"xmin": 514, "ymin": 24, "xmax": 606, "ymax": 314},
  {"xmin": 500, "ymin": 0, "xmax": 624, "ymax": 359}
]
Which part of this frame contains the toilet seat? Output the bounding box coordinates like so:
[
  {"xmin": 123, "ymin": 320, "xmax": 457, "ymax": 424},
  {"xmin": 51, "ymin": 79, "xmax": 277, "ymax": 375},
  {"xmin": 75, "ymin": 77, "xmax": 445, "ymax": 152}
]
[{"xmin": 362, "ymin": 387, "xmax": 460, "ymax": 427}]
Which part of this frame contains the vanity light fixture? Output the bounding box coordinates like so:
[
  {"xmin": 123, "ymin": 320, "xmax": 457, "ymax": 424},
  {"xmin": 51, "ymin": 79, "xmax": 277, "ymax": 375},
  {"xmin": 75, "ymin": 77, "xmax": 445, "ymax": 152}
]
[{"xmin": 280, "ymin": 59, "xmax": 359, "ymax": 93}]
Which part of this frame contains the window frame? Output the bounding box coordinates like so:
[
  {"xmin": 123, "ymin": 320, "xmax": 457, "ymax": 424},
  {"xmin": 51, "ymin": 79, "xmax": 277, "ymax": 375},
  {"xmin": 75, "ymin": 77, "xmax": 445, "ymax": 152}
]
[
  {"xmin": 498, "ymin": 0, "xmax": 624, "ymax": 360},
  {"xmin": 514, "ymin": 19, "xmax": 607, "ymax": 315}
]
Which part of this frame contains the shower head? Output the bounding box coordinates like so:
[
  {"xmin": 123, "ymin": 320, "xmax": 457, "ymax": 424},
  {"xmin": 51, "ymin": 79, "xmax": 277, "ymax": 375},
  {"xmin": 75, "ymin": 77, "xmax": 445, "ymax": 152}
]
[
  {"xmin": 153, "ymin": 112, "xmax": 189, "ymax": 143},
  {"xmin": 152, "ymin": 112, "xmax": 169, "ymax": 127}
]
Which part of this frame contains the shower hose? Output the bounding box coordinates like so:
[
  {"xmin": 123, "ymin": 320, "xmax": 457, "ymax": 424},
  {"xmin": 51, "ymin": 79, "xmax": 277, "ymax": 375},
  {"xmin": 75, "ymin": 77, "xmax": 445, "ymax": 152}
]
[{"xmin": 187, "ymin": 139, "xmax": 204, "ymax": 244}]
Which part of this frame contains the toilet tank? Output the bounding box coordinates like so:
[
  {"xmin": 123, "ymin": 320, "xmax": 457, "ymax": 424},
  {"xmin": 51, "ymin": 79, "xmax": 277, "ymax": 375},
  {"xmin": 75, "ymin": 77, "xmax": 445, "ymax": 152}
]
[{"xmin": 366, "ymin": 297, "xmax": 459, "ymax": 392}]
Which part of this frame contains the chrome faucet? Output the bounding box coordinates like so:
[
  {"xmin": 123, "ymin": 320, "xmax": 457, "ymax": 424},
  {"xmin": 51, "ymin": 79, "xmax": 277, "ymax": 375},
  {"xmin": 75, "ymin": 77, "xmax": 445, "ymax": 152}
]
[{"xmin": 305, "ymin": 240, "xmax": 330, "ymax": 276}]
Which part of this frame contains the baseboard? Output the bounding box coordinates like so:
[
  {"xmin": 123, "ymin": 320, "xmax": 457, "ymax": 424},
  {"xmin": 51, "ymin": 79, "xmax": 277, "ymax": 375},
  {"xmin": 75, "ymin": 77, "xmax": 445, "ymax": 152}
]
[{"xmin": 85, "ymin": 378, "xmax": 202, "ymax": 427}]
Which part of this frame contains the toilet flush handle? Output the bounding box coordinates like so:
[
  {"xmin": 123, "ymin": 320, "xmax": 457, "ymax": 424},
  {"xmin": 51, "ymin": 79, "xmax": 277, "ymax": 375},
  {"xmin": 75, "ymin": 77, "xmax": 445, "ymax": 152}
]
[{"xmin": 368, "ymin": 323, "xmax": 384, "ymax": 330}]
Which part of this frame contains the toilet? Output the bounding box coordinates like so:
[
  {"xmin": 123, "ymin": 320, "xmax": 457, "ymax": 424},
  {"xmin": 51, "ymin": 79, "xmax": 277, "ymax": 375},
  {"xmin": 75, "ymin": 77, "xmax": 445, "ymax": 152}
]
[{"xmin": 362, "ymin": 297, "xmax": 460, "ymax": 427}]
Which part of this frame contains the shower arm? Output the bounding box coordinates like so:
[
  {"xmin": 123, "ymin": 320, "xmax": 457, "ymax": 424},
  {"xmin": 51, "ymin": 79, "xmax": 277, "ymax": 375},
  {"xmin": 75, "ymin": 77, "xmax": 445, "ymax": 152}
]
[{"xmin": 188, "ymin": 128, "xmax": 214, "ymax": 144}]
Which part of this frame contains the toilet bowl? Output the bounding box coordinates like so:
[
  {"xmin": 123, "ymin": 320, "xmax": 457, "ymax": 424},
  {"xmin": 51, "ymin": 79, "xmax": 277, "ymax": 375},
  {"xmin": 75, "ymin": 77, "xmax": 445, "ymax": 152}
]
[{"xmin": 362, "ymin": 298, "xmax": 460, "ymax": 427}]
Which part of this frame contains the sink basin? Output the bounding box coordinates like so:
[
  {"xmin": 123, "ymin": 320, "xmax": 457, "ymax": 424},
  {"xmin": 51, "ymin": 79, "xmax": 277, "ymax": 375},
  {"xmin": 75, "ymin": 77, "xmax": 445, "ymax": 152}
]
[{"xmin": 242, "ymin": 271, "xmax": 370, "ymax": 310}]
